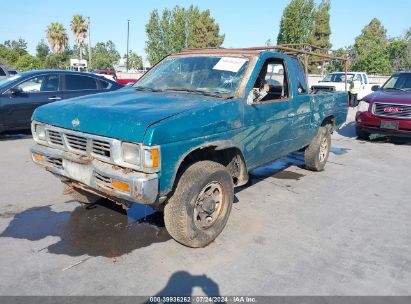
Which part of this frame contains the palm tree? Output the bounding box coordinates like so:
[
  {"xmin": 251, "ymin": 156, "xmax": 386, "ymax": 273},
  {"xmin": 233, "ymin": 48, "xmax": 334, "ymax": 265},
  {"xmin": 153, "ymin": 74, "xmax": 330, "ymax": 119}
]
[
  {"xmin": 70, "ymin": 14, "xmax": 88, "ymax": 60},
  {"xmin": 46, "ymin": 22, "xmax": 68, "ymax": 54}
]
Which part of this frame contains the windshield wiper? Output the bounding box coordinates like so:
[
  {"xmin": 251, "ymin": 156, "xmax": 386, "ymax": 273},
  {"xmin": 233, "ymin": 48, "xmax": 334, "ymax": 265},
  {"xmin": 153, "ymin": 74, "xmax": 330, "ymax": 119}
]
[
  {"xmin": 134, "ymin": 86, "xmax": 164, "ymax": 92},
  {"xmin": 383, "ymin": 87, "xmax": 406, "ymax": 92},
  {"xmin": 163, "ymin": 88, "xmax": 233, "ymax": 99}
]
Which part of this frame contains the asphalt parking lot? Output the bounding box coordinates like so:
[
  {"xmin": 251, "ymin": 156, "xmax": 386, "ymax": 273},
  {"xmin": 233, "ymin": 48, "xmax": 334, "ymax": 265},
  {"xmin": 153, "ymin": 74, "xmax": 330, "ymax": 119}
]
[{"xmin": 0, "ymin": 108, "xmax": 410, "ymax": 296}]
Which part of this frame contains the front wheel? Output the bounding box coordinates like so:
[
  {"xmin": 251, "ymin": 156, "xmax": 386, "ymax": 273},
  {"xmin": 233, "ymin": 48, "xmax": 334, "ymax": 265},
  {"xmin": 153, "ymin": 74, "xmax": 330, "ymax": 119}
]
[
  {"xmin": 164, "ymin": 161, "xmax": 234, "ymax": 248},
  {"xmin": 304, "ymin": 126, "xmax": 331, "ymax": 171}
]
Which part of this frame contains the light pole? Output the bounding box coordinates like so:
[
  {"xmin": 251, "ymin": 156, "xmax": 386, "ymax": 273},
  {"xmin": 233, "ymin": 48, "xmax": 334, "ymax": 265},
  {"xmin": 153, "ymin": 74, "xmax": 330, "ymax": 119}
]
[
  {"xmin": 126, "ymin": 19, "xmax": 130, "ymax": 72},
  {"xmin": 87, "ymin": 16, "xmax": 91, "ymax": 71}
]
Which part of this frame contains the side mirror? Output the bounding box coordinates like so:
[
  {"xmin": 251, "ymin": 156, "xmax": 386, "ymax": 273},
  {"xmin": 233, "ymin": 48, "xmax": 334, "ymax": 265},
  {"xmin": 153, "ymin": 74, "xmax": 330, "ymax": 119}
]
[
  {"xmin": 371, "ymin": 85, "xmax": 380, "ymax": 92},
  {"xmin": 247, "ymin": 88, "xmax": 268, "ymax": 105},
  {"xmin": 9, "ymin": 87, "xmax": 22, "ymax": 96}
]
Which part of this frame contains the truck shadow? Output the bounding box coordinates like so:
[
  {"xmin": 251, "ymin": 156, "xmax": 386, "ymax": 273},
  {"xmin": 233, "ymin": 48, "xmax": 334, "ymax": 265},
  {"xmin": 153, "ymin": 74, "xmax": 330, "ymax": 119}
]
[
  {"xmin": 0, "ymin": 130, "xmax": 32, "ymax": 141},
  {"xmin": 337, "ymin": 121, "xmax": 357, "ymax": 138},
  {"xmin": 147, "ymin": 271, "xmax": 223, "ymax": 301},
  {"xmin": 0, "ymin": 200, "xmax": 171, "ymax": 257},
  {"xmin": 235, "ymin": 147, "xmax": 349, "ymax": 194}
]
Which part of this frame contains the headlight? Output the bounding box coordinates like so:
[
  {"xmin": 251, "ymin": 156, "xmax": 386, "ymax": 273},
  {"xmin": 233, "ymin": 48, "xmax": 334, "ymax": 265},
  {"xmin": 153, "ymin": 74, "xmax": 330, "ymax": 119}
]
[
  {"xmin": 357, "ymin": 100, "xmax": 370, "ymax": 112},
  {"xmin": 32, "ymin": 122, "xmax": 46, "ymax": 142},
  {"xmin": 121, "ymin": 142, "xmax": 141, "ymax": 166},
  {"xmin": 121, "ymin": 143, "xmax": 160, "ymax": 171}
]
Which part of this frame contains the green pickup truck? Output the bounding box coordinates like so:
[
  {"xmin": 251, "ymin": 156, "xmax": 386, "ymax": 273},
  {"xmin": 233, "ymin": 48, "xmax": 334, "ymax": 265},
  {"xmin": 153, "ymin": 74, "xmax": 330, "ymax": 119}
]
[{"xmin": 31, "ymin": 47, "xmax": 348, "ymax": 247}]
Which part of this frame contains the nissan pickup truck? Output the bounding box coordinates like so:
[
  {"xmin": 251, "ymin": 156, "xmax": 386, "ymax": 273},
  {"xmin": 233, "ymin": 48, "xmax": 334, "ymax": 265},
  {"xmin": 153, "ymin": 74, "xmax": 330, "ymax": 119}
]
[{"xmin": 31, "ymin": 48, "xmax": 348, "ymax": 247}]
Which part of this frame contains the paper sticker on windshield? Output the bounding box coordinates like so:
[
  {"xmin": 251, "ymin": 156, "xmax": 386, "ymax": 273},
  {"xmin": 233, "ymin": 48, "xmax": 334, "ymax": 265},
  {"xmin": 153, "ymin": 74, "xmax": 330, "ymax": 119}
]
[{"xmin": 213, "ymin": 57, "xmax": 248, "ymax": 73}]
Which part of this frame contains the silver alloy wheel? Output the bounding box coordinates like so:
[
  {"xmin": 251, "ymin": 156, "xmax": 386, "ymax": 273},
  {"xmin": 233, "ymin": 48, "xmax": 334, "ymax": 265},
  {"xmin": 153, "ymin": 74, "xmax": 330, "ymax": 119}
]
[
  {"xmin": 194, "ymin": 182, "xmax": 225, "ymax": 230},
  {"xmin": 319, "ymin": 137, "xmax": 329, "ymax": 162}
]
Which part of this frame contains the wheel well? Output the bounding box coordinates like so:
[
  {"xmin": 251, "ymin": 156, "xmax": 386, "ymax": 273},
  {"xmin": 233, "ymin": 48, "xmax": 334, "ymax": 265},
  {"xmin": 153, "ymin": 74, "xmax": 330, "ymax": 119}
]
[
  {"xmin": 321, "ymin": 115, "xmax": 335, "ymax": 132},
  {"xmin": 174, "ymin": 146, "xmax": 248, "ymax": 190}
]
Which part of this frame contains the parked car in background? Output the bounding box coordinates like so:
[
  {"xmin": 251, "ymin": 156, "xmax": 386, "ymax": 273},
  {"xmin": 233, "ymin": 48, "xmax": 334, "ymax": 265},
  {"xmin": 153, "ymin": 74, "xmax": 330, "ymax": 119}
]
[
  {"xmin": 94, "ymin": 69, "xmax": 117, "ymax": 82},
  {"xmin": 0, "ymin": 65, "xmax": 18, "ymax": 80},
  {"xmin": 356, "ymin": 71, "xmax": 411, "ymax": 139},
  {"xmin": 31, "ymin": 48, "xmax": 348, "ymax": 247},
  {"xmin": 311, "ymin": 72, "xmax": 373, "ymax": 106},
  {"xmin": 0, "ymin": 70, "xmax": 123, "ymax": 133}
]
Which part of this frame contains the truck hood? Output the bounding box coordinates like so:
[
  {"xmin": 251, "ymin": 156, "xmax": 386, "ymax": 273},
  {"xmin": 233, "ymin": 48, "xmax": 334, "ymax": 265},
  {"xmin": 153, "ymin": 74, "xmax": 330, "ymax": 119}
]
[
  {"xmin": 363, "ymin": 90, "xmax": 411, "ymax": 104},
  {"xmin": 32, "ymin": 88, "xmax": 225, "ymax": 142}
]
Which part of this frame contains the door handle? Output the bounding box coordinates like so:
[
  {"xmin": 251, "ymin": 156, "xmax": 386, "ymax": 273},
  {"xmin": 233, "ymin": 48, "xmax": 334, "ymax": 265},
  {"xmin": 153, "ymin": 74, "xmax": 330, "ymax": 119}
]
[
  {"xmin": 287, "ymin": 113, "xmax": 296, "ymax": 118},
  {"xmin": 48, "ymin": 96, "xmax": 62, "ymax": 101}
]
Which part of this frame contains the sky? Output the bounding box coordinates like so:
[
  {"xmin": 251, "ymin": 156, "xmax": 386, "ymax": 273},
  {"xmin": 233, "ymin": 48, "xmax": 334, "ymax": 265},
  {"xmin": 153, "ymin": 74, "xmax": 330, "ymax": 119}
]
[{"xmin": 0, "ymin": 0, "xmax": 410, "ymax": 64}]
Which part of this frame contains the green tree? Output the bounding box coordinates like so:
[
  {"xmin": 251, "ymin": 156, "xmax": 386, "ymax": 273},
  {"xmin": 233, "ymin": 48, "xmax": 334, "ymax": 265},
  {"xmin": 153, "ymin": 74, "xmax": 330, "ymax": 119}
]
[
  {"xmin": 145, "ymin": 5, "xmax": 224, "ymax": 65},
  {"xmin": 388, "ymin": 38, "xmax": 411, "ymax": 71},
  {"xmin": 36, "ymin": 39, "xmax": 50, "ymax": 62},
  {"xmin": 326, "ymin": 47, "xmax": 353, "ymax": 72},
  {"xmin": 89, "ymin": 41, "xmax": 120, "ymax": 70},
  {"xmin": 4, "ymin": 38, "xmax": 28, "ymax": 56},
  {"xmin": 126, "ymin": 51, "xmax": 143, "ymax": 70},
  {"xmin": 0, "ymin": 44, "xmax": 20, "ymax": 67},
  {"xmin": 15, "ymin": 54, "xmax": 42, "ymax": 71},
  {"xmin": 70, "ymin": 14, "xmax": 88, "ymax": 60},
  {"xmin": 351, "ymin": 18, "xmax": 392, "ymax": 75},
  {"xmin": 46, "ymin": 22, "xmax": 69, "ymax": 54},
  {"xmin": 277, "ymin": 0, "xmax": 315, "ymax": 45},
  {"xmin": 309, "ymin": 0, "xmax": 331, "ymax": 49},
  {"xmin": 43, "ymin": 52, "xmax": 70, "ymax": 69}
]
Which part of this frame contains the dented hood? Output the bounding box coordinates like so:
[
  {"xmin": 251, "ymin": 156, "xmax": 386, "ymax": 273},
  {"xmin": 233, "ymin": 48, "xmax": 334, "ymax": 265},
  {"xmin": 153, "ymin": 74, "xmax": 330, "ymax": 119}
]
[{"xmin": 32, "ymin": 88, "xmax": 222, "ymax": 142}]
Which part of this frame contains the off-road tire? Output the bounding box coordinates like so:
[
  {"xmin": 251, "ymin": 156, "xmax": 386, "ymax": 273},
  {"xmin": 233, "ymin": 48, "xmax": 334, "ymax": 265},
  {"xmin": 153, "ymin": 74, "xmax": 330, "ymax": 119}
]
[
  {"xmin": 304, "ymin": 126, "xmax": 331, "ymax": 171},
  {"xmin": 356, "ymin": 127, "xmax": 370, "ymax": 140},
  {"xmin": 164, "ymin": 161, "xmax": 234, "ymax": 248},
  {"xmin": 69, "ymin": 188, "xmax": 100, "ymax": 205}
]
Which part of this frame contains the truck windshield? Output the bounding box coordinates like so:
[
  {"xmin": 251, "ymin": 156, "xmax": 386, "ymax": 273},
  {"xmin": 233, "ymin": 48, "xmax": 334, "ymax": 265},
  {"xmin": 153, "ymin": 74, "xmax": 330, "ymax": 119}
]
[
  {"xmin": 322, "ymin": 73, "xmax": 354, "ymax": 83},
  {"xmin": 134, "ymin": 56, "xmax": 249, "ymax": 98},
  {"xmin": 382, "ymin": 73, "xmax": 411, "ymax": 91}
]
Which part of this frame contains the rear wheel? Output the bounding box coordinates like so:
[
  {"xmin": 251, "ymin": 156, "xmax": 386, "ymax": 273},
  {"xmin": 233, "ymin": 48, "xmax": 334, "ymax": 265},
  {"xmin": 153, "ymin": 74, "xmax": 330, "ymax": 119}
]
[
  {"xmin": 356, "ymin": 126, "xmax": 370, "ymax": 140},
  {"xmin": 304, "ymin": 126, "xmax": 331, "ymax": 171},
  {"xmin": 164, "ymin": 161, "xmax": 234, "ymax": 248}
]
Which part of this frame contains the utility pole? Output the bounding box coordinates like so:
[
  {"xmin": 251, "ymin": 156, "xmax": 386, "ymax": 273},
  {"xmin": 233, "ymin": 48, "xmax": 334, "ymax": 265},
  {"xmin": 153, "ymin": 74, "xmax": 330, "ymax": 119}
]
[
  {"xmin": 126, "ymin": 19, "xmax": 130, "ymax": 72},
  {"xmin": 87, "ymin": 16, "xmax": 91, "ymax": 71}
]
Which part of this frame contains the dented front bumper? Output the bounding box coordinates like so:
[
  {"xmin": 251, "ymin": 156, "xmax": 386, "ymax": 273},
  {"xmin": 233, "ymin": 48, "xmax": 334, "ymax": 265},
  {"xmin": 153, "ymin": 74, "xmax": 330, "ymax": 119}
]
[{"xmin": 31, "ymin": 144, "xmax": 159, "ymax": 205}]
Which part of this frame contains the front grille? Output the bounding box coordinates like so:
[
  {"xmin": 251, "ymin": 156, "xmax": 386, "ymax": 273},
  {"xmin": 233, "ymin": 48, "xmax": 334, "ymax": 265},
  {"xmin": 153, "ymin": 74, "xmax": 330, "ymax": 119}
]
[
  {"xmin": 92, "ymin": 139, "xmax": 111, "ymax": 158},
  {"xmin": 46, "ymin": 157, "xmax": 63, "ymax": 169},
  {"xmin": 311, "ymin": 85, "xmax": 336, "ymax": 92},
  {"xmin": 373, "ymin": 103, "xmax": 411, "ymax": 119},
  {"xmin": 65, "ymin": 134, "xmax": 88, "ymax": 152},
  {"xmin": 47, "ymin": 130, "xmax": 64, "ymax": 146},
  {"xmin": 94, "ymin": 172, "xmax": 113, "ymax": 189}
]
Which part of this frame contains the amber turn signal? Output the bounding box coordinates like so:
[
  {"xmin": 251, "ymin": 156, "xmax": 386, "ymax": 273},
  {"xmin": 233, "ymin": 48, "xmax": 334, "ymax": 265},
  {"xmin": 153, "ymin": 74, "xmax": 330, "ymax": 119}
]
[
  {"xmin": 33, "ymin": 153, "xmax": 44, "ymax": 162},
  {"xmin": 111, "ymin": 179, "xmax": 130, "ymax": 193}
]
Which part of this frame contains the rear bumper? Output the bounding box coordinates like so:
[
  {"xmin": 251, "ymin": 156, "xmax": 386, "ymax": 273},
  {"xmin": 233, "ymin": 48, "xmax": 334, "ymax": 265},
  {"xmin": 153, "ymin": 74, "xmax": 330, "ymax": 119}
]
[
  {"xmin": 356, "ymin": 111, "xmax": 411, "ymax": 137},
  {"xmin": 31, "ymin": 144, "xmax": 159, "ymax": 205}
]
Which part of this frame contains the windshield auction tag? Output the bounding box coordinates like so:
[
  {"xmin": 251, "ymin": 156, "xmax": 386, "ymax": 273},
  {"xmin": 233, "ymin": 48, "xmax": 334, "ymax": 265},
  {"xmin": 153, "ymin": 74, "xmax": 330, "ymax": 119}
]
[{"xmin": 213, "ymin": 57, "xmax": 248, "ymax": 73}]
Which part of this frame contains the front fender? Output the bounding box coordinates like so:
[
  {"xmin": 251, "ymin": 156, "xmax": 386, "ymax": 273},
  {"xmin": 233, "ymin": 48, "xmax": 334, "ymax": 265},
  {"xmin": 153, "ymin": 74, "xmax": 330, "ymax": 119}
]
[{"xmin": 157, "ymin": 134, "xmax": 244, "ymax": 196}]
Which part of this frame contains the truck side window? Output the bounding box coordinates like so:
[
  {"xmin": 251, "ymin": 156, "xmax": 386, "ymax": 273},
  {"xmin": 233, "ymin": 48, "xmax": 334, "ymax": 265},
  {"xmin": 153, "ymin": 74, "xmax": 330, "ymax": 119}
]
[
  {"xmin": 0, "ymin": 67, "xmax": 6, "ymax": 76},
  {"xmin": 253, "ymin": 59, "xmax": 289, "ymax": 102}
]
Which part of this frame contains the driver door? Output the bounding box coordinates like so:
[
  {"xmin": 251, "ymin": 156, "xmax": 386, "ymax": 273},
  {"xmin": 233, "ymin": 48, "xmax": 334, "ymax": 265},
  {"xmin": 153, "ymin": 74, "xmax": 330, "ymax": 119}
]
[
  {"xmin": 3, "ymin": 74, "xmax": 61, "ymax": 129},
  {"xmin": 242, "ymin": 57, "xmax": 295, "ymax": 168}
]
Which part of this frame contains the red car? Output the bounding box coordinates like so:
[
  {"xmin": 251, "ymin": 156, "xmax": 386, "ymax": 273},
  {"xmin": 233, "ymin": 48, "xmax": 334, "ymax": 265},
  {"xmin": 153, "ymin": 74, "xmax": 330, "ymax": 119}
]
[{"xmin": 356, "ymin": 72, "xmax": 411, "ymax": 139}]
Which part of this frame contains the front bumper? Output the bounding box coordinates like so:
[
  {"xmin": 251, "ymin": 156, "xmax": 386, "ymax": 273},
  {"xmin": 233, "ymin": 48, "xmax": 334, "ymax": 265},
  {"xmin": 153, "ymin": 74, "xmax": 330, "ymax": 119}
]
[
  {"xmin": 356, "ymin": 111, "xmax": 411, "ymax": 137},
  {"xmin": 31, "ymin": 144, "xmax": 159, "ymax": 205}
]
